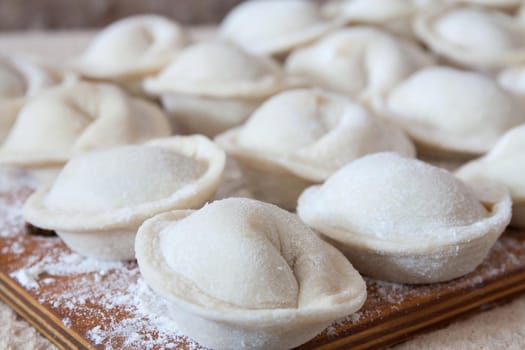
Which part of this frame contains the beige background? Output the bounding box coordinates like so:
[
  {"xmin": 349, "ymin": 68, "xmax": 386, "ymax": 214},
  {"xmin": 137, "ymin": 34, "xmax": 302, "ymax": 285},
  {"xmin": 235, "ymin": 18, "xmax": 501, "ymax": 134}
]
[{"xmin": 1, "ymin": 30, "xmax": 525, "ymax": 350}]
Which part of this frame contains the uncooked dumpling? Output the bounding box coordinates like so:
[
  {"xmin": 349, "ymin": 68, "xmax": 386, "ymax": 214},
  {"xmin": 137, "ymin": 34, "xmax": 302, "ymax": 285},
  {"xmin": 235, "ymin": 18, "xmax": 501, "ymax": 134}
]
[
  {"xmin": 216, "ymin": 88, "xmax": 415, "ymax": 209},
  {"xmin": 322, "ymin": 0, "xmax": 432, "ymax": 39},
  {"xmin": 0, "ymin": 80, "xmax": 171, "ymax": 167},
  {"xmin": 456, "ymin": 124, "xmax": 525, "ymax": 228},
  {"xmin": 219, "ymin": 0, "xmax": 340, "ymax": 56},
  {"xmin": 23, "ymin": 135, "xmax": 226, "ymax": 260},
  {"xmin": 414, "ymin": 5, "xmax": 525, "ymax": 69},
  {"xmin": 297, "ymin": 152, "xmax": 512, "ymax": 283},
  {"xmin": 383, "ymin": 66, "xmax": 525, "ymax": 156},
  {"xmin": 136, "ymin": 197, "xmax": 366, "ymax": 350},
  {"xmin": 285, "ymin": 27, "xmax": 434, "ymax": 109},
  {"xmin": 498, "ymin": 65, "xmax": 525, "ymax": 96},
  {"xmin": 145, "ymin": 41, "xmax": 300, "ymax": 136},
  {"xmin": 0, "ymin": 54, "xmax": 64, "ymax": 142},
  {"xmin": 73, "ymin": 15, "xmax": 187, "ymax": 94}
]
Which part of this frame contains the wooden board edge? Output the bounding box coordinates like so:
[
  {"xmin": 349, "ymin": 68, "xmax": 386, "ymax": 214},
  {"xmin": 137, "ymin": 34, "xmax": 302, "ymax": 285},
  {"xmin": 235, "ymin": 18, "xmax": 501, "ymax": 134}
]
[
  {"xmin": 312, "ymin": 272, "xmax": 525, "ymax": 350},
  {"xmin": 0, "ymin": 272, "xmax": 93, "ymax": 350}
]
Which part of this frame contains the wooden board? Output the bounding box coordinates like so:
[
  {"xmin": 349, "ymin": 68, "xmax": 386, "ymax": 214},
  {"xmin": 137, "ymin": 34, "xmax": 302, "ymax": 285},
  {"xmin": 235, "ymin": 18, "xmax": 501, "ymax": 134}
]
[{"xmin": 1, "ymin": 176, "xmax": 525, "ymax": 350}]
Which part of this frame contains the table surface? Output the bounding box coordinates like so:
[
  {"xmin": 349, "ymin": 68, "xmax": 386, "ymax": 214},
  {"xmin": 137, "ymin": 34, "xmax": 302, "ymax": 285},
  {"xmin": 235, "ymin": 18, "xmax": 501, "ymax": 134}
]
[{"xmin": 0, "ymin": 30, "xmax": 524, "ymax": 350}]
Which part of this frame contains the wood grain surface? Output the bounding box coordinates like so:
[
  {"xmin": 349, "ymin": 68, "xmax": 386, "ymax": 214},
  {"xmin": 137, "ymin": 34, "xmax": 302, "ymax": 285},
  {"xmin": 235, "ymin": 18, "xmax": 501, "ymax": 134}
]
[{"xmin": 1, "ymin": 176, "xmax": 525, "ymax": 350}]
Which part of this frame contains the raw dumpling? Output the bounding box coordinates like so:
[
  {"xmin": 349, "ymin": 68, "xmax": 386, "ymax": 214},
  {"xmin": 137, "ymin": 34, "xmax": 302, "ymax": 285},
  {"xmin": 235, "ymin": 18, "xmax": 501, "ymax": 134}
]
[
  {"xmin": 73, "ymin": 15, "xmax": 187, "ymax": 95},
  {"xmin": 297, "ymin": 152, "xmax": 512, "ymax": 284},
  {"xmin": 144, "ymin": 41, "xmax": 301, "ymax": 136},
  {"xmin": 23, "ymin": 136, "xmax": 225, "ymax": 260},
  {"xmin": 219, "ymin": 0, "xmax": 340, "ymax": 56},
  {"xmin": 382, "ymin": 66, "xmax": 525, "ymax": 157},
  {"xmin": 0, "ymin": 80, "xmax": 171, "ymax": 167},
  {"xmin": 0, "ymin": 54, "xmax": 65, "ymax": 142},
  {"xmin": 322, "ymin": 0, "xmax": 432, "ymax": 39},
  {"xmin": 414, "ymin": 5, "xmax": 525, "ymax": 69},
  {"xmin": 285, "ymin": 27, "xmax": 434, "ymax": 109},
  {"xmin": 216, "ymin": 89, "xmax": 415, "ymax": 209},
  {"xmin": 136, "ymin": 197, "xmax": 367, "ymax": 350},
  {"xmin": 498, "ymin": 65, "xmax": 525, "ymax": 96},
  {"xmin": 456, "ymin": 125, "xmax": 525, "ymax": 228}
]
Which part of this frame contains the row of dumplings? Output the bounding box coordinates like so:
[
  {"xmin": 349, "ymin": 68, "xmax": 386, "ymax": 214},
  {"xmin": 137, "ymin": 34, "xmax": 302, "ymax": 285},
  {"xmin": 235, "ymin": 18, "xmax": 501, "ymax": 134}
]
[
  {"xmin": 21, "ymin": 143, "xmax": 513, "ymax": 349},
  {"xmin": 3, "ymin": 3, "xmax": 525, "ymax": 152},
  {"xmin": 3, "ymin": 1, "xmax": 525, "ymax": 349}
]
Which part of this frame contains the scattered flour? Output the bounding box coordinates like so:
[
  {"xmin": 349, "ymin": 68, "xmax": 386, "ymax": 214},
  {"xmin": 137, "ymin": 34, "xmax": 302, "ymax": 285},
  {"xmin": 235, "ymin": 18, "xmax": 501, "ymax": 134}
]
[
  {"xmin": 11, "ymin": 269, "xmax": 40, "ymax": 289},
  {"xmin": 0, "ymin": 166, "xmax": 36, "ymax": 193},
  {"xmin": 9, "ymin": 250, "xmax": 203, "ymax": 350},
  {"xmin": 0, "ymin": 191, "xmax": 31, "ymax": 238},
  {"xmin": 0, "ymin": 166, "xmax": 36, "ymax": 238},
  {"xmin": 10, "ymin": 252, "xmax": 123, "ymax": 289}
]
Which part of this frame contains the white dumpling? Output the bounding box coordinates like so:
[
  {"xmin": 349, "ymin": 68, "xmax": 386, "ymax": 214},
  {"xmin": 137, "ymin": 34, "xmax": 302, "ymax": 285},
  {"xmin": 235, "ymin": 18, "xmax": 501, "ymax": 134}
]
[
  {"xmin": 45, "ymin": 147, "xmax": 205, "ymax": 212},
  {"xmin": 73, "ymin": 15, "xmax": 187, "ymax": 94},
  {"xmin": 158, "ymin": 94, "xmax": 261, "ymax": 138},
  {"xmin": 456, "ymin": 124, "xmax": 525, "ymax": 228},
  {"xmin": 414, "ymin": 6, "xmax": 525, "ymax": 69},
  {"xmin": 136, "ymin": 198, "xmax": 366, "ymax": 350},
  {"xmin": 285, "ymin": 27, "xmax": 434, "ymax": 109},
  {"xmin": 383, "ymin": 66, "xmax": 525, "ymax": 156},
  {"xmin": 145, "ymin": 41, "xmax": 294, "ymax": 98},
  {"xmin": 219, "ymin": 0, "xmax": 340, "ymax": 56},
  {"xmin": 297, "ymin": 152, "xmax": 512, "ymax": 283},
  {"xmin": 216, "ymin": 88, "xmax": 415, "ymax": 209},
  {"xmin": 75, "ymin": 15, "xmax": 186, "ymax": 77},
  {"xmin": 322, "ymin": 0, "xmax": 432, "ymax": 39},
  {"xmin": 144, "ymin": 41, "xmax": 300, "ymax": 136},
  {"xmin": 0, "ymin": 80, "xmax": 171, "ymax": 167},
  {"xmin": 498, "ymin": 65, "xmax": 525, "ymax": 96},
  {"xmin": 23, "ymin": 136, "xmax": 226, "ymax": 260},
  {"xmin": 0, "ymin": 54, "xmax": 65, "ymax": 142}
]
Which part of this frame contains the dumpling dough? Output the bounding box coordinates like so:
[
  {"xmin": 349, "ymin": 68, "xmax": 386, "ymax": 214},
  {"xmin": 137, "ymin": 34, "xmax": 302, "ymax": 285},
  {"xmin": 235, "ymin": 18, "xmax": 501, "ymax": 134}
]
[
  {"xmin": 322, "ymin": 0, "xmax": 432, "ymax": 39},
  {"xmin": 23, "ymin": 135, "xmax": 226, "ymax": 260},
  {"xmin": 456, "ymin": 125, "xmax": 525, "ymax": 228},
  {"xmin": 136, "ymin": 197, "xmax": 367, "ymax": 350},
  {"xmin": 216, "ymin": 88, "xmax": 415, "ymax": 209},
  {"xmin": 414, "ymin": 5, "xmax": 525, "ymax": 69},
  {"xmin": 144, "ymin": 41, "xmax": 300, "ymax": 136},
  {"xmin": 0, "ymin": 80, "xmax": 171, "ymax": 167},
  {"xmin": 285, "ymin": 27, "xmax": 434, "ymax": 109},
  {"xmin": 498, "ymin": 64, "xmax": 525, "ymax": 96},
  {"xmin": 0, "ymin": 54, "xmax": 65, "ymax": 142},
  {"xmin": 383, "ymin": 66, "xmax": 525, "ymax": 157},
  {"xmin": 219, "ymin": 0, "xmax": 340, "ymax": 56},
  {"xmin": 73, "ymin": 15, "xmax": 187, "ymax": 95},
  {"xmin": 297, "ymin": 152, "xmax": 512, "ymax": 284}
]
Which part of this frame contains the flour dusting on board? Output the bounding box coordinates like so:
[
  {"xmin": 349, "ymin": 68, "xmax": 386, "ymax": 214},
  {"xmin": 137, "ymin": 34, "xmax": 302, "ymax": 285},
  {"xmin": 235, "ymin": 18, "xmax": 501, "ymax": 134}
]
[
  {"xmin": 5, "ymin": 240, "xmax": 206, "ymax": 349},
  {"xmin": 10, "ymin": 250, "xmax": 204, "ymax": 350},
  {"xmin": 0, "ymin": 166, "xmax": 36, "ymax": 237}
]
